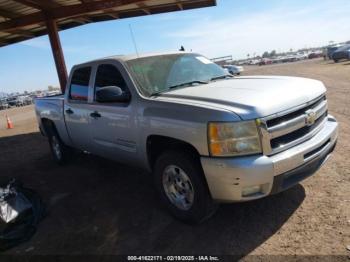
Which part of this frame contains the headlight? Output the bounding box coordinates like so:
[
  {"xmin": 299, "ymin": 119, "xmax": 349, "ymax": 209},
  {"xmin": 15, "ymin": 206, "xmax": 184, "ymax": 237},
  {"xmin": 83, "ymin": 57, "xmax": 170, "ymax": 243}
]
[{"xmin": 208, "ymin": 121, "xmax": 262, "ymax": 156}]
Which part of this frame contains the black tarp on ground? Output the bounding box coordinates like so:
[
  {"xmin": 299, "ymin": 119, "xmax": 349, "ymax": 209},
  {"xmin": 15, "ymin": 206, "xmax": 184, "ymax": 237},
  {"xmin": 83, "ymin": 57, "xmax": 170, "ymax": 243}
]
[{"xmin": 0, "ymin": 179, "xmax": 45, "ymax": 251}]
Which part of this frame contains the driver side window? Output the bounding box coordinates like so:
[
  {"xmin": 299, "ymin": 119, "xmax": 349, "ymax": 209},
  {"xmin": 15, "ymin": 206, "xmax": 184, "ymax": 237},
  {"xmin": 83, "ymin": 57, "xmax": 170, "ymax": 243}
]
[{"xmin": 94, "ymin": 64, "xmax": 128, "ymax": 101}]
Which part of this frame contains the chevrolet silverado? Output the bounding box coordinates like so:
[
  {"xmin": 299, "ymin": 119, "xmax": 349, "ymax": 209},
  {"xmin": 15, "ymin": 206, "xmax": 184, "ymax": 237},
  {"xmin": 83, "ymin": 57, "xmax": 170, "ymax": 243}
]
[{"xmin": 35, "ymin": 52, "xmax": 338, "ymax": 223}]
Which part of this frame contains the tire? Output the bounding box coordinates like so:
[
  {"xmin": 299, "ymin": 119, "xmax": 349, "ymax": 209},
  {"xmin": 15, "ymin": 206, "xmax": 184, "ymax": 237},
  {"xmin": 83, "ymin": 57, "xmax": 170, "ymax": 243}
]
[
  {"xmin": 47, "ymin": 125, "xmax": 72, "ymax": 165},
  {"xmin": 154, "ymin": 150, "xmax": 217, "ymax": 224},
  {"xmin": 334, "ymin": 59, "xmax": 339, "ymax": 63}
]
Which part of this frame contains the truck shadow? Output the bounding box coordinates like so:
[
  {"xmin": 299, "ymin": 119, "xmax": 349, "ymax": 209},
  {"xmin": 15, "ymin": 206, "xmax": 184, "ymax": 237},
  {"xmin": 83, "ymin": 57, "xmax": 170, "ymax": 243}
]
[{"xmin": 0, "ymin": 132, "xmax": 305, "ymax": 256}]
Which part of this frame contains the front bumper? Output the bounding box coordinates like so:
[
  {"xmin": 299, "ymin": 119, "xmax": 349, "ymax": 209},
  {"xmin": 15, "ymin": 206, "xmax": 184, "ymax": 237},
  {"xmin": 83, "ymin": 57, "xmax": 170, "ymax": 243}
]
[{"xmin": 201, "ymin": 116, "xmax": 338, "ymax": 202}]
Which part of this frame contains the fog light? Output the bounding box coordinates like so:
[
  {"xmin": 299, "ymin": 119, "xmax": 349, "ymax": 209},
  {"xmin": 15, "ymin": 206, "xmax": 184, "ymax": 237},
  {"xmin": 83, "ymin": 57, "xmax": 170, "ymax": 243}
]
[{"xmin": 242, "ymin": 185, "xmax": 262, "ymax": 197}]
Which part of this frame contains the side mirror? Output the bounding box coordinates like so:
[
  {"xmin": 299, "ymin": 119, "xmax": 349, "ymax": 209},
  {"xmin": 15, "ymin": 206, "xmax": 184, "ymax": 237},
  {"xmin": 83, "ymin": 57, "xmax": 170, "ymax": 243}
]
[{"xmin": 96, "ymin": 86, "xmax": 131, "ymax": 103}]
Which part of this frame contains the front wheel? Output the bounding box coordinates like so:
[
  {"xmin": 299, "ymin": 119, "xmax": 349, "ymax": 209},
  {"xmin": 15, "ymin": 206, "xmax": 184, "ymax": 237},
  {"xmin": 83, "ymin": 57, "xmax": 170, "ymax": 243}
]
[{"xmin": 154, "ymin": 150, "xmax": 217, "ymax": 223}]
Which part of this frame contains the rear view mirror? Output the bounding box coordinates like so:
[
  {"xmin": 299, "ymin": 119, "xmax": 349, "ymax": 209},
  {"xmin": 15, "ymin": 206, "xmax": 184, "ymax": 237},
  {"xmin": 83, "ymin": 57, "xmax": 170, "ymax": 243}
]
[{"xmin": 96, "ymin": 86, "xmax": 131, "ymax": 103}]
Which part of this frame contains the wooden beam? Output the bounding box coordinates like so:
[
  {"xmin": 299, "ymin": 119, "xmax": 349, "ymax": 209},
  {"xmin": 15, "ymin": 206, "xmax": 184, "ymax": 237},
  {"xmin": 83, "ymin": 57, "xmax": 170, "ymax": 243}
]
[
  {"xmin": 0, "ymin": 12, "xmax": 45, "ymax": 31},
  {"xmin": 0, "ymin": 0, "xmax": 145, "ymax": 31},
  {"xmin": 105, "ymin": 13, "xmax": 119, "ymax": 19},
  {"xmin": 12, "ymin": 0, "xmax": 42, "ymax": 10},
  {"xmin": 11, "ymin": 29, "xmax": 34, "ymax": 37},
  {"xmin": 136, "ymin": 2, "xmax": 150, "ymax": 15},
  {"xmin": 46, "ymin": 19, "xmax": 68, "ymax": 92},
  {"xmin": 13, "ymin": 0, "xmax": 61, "ymax": 10},
  {"xmin": 0, "ymin": 8, "xmax": 20, "ymax": 19},
  {"xmin": 76, "ymin": 17, "xmax": 93, "ymax": 23}
]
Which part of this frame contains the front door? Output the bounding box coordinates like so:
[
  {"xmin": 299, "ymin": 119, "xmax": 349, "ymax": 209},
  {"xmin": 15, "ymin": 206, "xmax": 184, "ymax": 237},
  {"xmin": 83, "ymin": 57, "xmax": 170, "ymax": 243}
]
[{"xmin": 88, "ymin": 63, "xmax": 138, "ymax": 164}]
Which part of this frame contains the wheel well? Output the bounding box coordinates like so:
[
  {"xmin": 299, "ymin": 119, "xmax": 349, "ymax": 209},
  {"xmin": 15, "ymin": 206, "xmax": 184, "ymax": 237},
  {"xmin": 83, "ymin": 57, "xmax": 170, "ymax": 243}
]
[
  {"xmin": 147, "ymin": 135, "xmax": 200, "ymax": 170},
  {"xmin": 41, "ymin": 118, "xmax": 55, "ymax": 136}
]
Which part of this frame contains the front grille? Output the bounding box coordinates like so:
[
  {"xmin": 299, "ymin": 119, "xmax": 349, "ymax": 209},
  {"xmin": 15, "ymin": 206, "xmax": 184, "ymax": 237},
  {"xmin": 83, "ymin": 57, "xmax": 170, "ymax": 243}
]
[
  {"xmin": 266, "ymin": 96, "xmax": 325, "ymax": 127},
  {"xmin": 270, "ymin": 112, "xmax": 327, "ymax": 149},
  {"xmin": 259, "ymin": 95, "xmax": 328, "ymax": 155}
]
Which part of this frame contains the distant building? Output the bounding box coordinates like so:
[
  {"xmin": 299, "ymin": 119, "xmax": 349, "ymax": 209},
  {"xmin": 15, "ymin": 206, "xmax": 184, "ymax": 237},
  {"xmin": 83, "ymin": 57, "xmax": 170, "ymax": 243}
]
[{"xmin": 210, "ymin": 55, "xmax": 233, "ymax": 65}]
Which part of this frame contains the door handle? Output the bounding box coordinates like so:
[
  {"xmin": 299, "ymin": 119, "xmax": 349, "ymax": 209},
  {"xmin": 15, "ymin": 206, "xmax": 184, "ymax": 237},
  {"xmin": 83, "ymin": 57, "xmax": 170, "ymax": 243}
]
[
  {"xmin": 90, "ymin": 111, "xmax": 101, "ymax": 118},
  {"xmin": 65, "ymin": 108, "xmax": 74, "ymax": 115}
]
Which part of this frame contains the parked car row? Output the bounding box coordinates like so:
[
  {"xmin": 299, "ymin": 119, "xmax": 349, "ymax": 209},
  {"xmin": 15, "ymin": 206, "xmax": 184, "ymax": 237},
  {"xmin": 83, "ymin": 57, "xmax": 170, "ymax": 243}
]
[
  {"xmin": 257, "ymin": 45, "xmax": 350, "ymax": 64},
  {"xmin": 0, "ymin": 95, "xmax": 33, "ymax": 110},
  {"xmin": 236, "ymin": 48, "xmax": 336, "ymax": 67}
]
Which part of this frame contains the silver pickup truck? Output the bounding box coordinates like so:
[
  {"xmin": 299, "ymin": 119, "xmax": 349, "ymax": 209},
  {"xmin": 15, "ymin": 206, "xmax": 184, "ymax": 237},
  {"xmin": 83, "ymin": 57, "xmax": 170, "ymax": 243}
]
[{"xmin": 35, "ymin": 52, "xmax": 338, "ymax": 223}]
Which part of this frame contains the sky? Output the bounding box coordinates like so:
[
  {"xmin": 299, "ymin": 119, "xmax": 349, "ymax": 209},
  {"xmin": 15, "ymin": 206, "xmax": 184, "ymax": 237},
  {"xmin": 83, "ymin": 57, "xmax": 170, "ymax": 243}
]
[{"xmin": 1, "ymin": 0, "xmax": 350, "ymax": 93}]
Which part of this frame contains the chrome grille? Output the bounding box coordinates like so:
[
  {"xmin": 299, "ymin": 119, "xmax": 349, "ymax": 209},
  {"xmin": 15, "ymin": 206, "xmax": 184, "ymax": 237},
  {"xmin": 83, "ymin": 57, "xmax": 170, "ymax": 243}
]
[{"xmin": 259, "ymin": 96, "xmax": 328, "ymax": 155}]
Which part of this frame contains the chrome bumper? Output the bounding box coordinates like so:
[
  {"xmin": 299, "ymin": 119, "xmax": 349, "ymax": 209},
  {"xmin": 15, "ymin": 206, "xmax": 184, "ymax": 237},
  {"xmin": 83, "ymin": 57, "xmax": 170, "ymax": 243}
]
[{"xmin": 201, "ymin": 115, "xmax": 338, "ymax": 202}]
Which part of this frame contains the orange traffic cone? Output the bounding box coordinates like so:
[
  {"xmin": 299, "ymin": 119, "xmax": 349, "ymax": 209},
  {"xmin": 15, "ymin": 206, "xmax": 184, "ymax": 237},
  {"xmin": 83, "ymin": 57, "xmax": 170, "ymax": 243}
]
[{"xmin": 6, "ymin": 115, "xmax": 14, "ymax": 129}]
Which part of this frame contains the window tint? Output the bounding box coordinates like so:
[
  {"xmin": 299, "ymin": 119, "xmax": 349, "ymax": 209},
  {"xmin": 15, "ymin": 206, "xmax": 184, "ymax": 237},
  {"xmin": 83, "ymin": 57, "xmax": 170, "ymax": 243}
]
[
  {"xmin": 94, "ymin": 64, "xmax": 128, "ymax": 95},
  {"xmin": 69, "ymin": 67, "xmax": 91, "ymax": 101}
]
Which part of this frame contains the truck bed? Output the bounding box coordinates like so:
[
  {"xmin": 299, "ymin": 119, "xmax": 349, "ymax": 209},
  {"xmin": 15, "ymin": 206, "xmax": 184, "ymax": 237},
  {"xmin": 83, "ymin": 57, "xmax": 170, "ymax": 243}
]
[{"xmin": 34, "ymin": 95, "xmax": 70, "ymax": 145}]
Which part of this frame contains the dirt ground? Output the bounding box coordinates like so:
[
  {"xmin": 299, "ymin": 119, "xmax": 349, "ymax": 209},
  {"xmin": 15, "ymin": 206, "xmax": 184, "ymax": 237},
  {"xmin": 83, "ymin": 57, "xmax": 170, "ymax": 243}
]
[{"xmin": 0, "ymin": 58, "xmax": 349, "ymax": 259}]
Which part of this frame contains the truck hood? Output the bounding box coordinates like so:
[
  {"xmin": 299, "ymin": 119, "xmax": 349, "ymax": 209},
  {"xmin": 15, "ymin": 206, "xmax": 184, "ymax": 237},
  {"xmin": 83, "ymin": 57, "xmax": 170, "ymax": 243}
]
[{"xmin": 160, "ymin": 76, "xmax": 326, "ymax": 120}]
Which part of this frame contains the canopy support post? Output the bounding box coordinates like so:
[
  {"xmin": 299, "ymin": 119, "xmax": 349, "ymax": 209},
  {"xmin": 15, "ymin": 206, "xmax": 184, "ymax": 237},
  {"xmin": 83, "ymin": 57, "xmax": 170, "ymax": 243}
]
[{"xmin": 46, "ymin": 19, "xmax": 68, "ymax": 93}]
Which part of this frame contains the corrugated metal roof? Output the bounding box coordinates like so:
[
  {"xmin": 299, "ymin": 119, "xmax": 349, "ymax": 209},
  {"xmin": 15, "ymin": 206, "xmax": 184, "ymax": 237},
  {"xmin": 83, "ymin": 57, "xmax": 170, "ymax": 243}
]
[{"xmin": 0, "ymin": 0, "xmax": 216, "ymax": 47}]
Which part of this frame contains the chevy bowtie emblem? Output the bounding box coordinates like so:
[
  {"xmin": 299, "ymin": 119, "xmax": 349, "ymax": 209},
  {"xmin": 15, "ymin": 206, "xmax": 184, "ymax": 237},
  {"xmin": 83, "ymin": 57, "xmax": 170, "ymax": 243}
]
[{"xmin": 305, "ymin": 109, "xmax": 317, "ymax": 126}]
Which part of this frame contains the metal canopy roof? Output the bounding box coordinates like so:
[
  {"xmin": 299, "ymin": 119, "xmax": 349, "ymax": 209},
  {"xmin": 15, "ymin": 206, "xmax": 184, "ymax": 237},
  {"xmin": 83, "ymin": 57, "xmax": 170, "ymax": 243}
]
[
  {"xmin": 0, "ymin": 0, "xmax": 216, "ymax": 47},
  {"xmin": 0, "ymin": 0, "xmax": 216, "ymax": 92}
]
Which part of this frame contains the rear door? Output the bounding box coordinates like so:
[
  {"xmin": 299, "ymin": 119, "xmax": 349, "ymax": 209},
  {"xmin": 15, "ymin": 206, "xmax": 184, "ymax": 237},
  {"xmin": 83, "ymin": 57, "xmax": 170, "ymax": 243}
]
[
  {"xmin": 88, "ymin": 63, "xmax": 138, "ymax": 163},
  {"xmin": 64, "ymin": 66, "xmax": 94, "ymax": 151}
]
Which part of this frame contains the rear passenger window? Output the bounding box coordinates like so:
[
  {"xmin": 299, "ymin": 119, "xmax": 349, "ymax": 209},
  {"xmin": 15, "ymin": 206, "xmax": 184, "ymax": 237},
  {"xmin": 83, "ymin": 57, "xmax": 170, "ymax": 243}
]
[
  {"xmin": 94, "ymin": 64, "xmax": 128, "ymax": 97},
  {"xmin": 69, "ymin": 67, "xmax": 91, "ymax": 101}
]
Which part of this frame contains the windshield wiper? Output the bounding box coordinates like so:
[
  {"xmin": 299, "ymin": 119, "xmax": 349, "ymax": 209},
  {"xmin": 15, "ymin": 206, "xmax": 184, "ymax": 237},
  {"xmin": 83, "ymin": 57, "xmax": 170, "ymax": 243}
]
[
  {"xmin": 210, "ymin": 74, "xmax": 233, "ymax": 81},
  {"xmin": 168, "ymin": 80, "xmax": 209, "ymax": 90},
  {"xmin": 150, "ymin": 80, "xmax": 209, "ymax": 97}
]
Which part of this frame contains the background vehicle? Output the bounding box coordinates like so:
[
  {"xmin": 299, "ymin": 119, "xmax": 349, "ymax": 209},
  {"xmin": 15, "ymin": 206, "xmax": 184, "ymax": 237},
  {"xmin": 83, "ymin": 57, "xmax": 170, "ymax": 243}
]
[
  {"xmin": 22, "ymin": 96, "xmax": 33, "ymax": 105},
  {"xmin": 222, "ymin": 64, "xmax": 244, "ymax": 75},
  {"xmin": 35, "ymin": 52, "xmax": 338, "ymax": 223},
  {"xmin": 332, "ymin": 44, "xmax": 350, "ymax": 62},
  {"xmin": 7, "ymin": 97, "xmax": 20, "ymax": 107},
  {"xmin": 308, "ymin": 51, "xmax": 323, "ymax": 59},
  {"xmin": 295, "ymin": 52, "xmax": 308, "ymax": 60},
  {"xmin": 326, "ymin": 44, "xmax": 343, "ymax": 60},
  {"xmin": 44, "ymin": 90, "xmax": 61, "ymax": 97},
  {"xmin": 258, "ymin": 58, "xmax": 273, "ymax": 66},
  {"xmin": 0, "ymin": 99, "xmax": 9, "ymax": 110}
]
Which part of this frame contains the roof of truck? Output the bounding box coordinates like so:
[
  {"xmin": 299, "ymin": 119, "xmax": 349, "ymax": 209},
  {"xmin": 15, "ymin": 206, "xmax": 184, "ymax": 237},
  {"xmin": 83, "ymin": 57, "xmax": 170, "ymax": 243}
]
[{"xmin": 81, "ymin": 51, "xmax": 197, "ymax": 65}]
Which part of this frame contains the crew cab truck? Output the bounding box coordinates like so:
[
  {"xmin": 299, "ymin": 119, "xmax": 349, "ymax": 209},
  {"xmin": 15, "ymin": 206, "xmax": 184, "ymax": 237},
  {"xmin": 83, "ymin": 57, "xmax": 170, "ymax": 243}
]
[{"xmin": 35, "ymin": 52, "xmax": 338, "ymax": 223}]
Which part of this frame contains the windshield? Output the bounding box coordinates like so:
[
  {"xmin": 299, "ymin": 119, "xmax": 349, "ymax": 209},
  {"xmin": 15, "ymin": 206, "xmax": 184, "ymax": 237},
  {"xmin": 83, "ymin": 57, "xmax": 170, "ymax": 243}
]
[
  {"xmin": 337, "ymin": 44, "xmax": 350, "ymax": 51},
  {"xmin": 126, "ymin": 53, "xmax": 228, "ymax": 96}
]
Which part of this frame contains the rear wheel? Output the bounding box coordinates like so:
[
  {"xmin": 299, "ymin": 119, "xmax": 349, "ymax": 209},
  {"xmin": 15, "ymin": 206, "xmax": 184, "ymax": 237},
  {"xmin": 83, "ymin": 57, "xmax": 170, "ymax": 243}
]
[
  {"xmin": 154, "ymin": 150, "xmax": 217, "ymax": 223},
  {"xmin": 47, "ymin": 125, "xmax": 73, "ymax": 165},
  {"xmin": 334, "ymin": 59, "xmax": 339, "ymax": 63}
]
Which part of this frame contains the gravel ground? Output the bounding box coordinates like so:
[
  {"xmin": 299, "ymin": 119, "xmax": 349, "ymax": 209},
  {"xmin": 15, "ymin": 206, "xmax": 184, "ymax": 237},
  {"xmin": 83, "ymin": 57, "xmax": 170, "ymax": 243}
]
[{"xmin": 0, "ymin": 58, "xmax": 349, "ymax": 259}]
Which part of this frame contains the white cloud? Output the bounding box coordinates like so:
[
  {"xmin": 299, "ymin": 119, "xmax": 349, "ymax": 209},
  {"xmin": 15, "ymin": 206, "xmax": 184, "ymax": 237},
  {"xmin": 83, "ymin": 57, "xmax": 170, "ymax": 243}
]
[
  {"xmin": 19, "ymin": 36, "xmax": 107, "ymax": 59},
  {"xmin": 20, "ymin": 37, "xmax": 50, "ymax": 49},
  {"xmin": 166, "ymin": 3, "xmax": 350, "ymax": 59}
]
